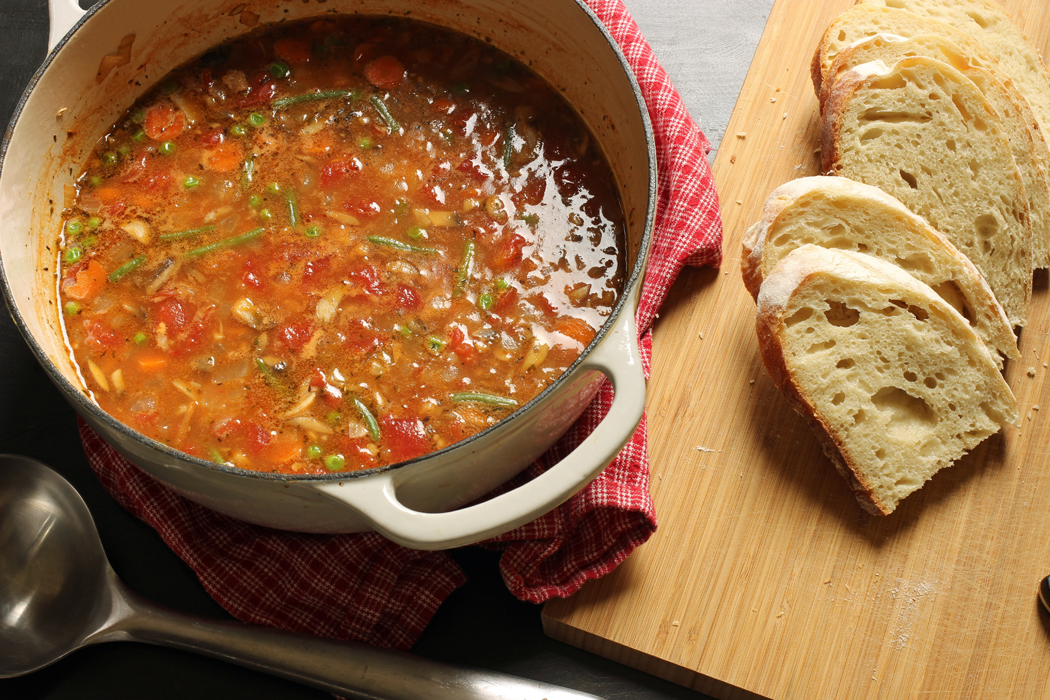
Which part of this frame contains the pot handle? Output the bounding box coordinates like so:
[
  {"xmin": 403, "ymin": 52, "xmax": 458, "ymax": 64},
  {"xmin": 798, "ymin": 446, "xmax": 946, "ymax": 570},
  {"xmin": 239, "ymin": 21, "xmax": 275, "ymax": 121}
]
[
  {"xmin": 48, "ymin": 0, "xmax": 87, "ymax": 54},
  {"xmin": 320, "ymin": 308, "xmax": 646, "ymax": 550}
]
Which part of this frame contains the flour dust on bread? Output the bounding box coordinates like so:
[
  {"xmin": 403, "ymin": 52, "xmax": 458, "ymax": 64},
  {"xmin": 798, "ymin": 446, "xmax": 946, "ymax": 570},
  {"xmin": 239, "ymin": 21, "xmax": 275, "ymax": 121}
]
[
  {"xmin": 742, "ymin": 176, "xmax": 1018, "ymax": 365},
  {"xmin": 856, "ymin": 0, "xmax": 1050, "ymax": 137},
  {"xmin": 822, "ymin": 32, "xmax": 1050, "ymax": 268},
  {"xmin": 755, "ymin": 245, "xmax": 1017, "ymax": 515},
  {"xmin": 821, "ymin": 55, "xmax": 1033, "ymax": 326}
]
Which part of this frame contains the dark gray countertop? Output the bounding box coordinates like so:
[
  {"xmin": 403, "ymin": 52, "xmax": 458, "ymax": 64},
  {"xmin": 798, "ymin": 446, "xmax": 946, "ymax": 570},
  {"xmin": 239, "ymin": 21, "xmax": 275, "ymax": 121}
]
[{"xmin": 0, "ymin": 1, "xmax": 773, "ymax": 698}]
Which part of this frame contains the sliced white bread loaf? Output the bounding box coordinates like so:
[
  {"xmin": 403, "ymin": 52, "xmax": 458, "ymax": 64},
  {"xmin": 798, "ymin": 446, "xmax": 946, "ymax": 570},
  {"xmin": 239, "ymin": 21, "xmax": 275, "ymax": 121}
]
[
  {"xmin": 755, "ymin": 245, "xmax": 1017, "ymax": 515},
  {"xmin": 812, "ymin": 4, "xmax": 991, "ymax": 97},
  {"xmin": 742, "ymin": 176, "xmax": 1018, "ymax": 365},
  {"xmin": 821, "ymin": 55, "xmax": 1032, "ymax": 326},
  {"xmin": 856, "ymin": 0, "xmax": 1050, "ymax": 136},
  {"xmin": 822, "ymin": 33, "xmax": 1050, "ymax": 268}
]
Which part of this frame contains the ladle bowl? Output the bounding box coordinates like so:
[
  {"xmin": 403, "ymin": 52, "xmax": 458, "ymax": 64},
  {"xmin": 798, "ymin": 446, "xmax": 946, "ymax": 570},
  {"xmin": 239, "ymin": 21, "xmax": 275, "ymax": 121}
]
[{"xmin": 0, "ymin": 454, "xmax": 602, "ymax": 699}]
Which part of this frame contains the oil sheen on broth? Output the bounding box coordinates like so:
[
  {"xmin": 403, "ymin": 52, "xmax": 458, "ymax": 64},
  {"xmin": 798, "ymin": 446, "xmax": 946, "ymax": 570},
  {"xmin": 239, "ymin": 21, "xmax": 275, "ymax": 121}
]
[{"xmin": 57, "ymin": 16, "xmax": 625, "ymax": 475}]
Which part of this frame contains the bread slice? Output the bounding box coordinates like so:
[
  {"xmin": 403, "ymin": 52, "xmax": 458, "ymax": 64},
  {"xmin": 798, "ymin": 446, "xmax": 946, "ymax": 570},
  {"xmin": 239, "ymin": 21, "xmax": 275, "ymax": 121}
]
[
  {"xmin": 822, "ymin": 33, "xmax": 1050, "ymax": 268},
  {"xmin": 756, "ymin": 245, "xmax": 1017, "ymax": 515},
  {"xmin": 856, "ymin": 0, "xmax": 1050, "ymax": 137},
  {"xmin": 742, "ymin": 176, "xmax": 1018, "ymax": 365},
  {"xmin": 812, "ymin": 4, "xmax": 992, "ymax": 97},
  {"xmin": 821, "ymin": 55, "xmax": 1032, "ymax": 326}
]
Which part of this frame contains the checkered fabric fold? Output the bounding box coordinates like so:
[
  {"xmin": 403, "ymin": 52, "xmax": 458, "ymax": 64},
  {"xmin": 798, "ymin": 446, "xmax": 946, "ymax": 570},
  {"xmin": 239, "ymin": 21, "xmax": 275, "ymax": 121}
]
[{"xmin": 78, "ymin": 0, "xmax": 723, "ymax": 650}]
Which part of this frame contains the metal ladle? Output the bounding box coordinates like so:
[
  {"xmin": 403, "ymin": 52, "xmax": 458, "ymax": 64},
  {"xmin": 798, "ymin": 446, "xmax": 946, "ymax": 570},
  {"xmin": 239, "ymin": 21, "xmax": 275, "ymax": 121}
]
[{"xmin": 0, "ymin": 454, "xmax": 602, "ymax": 699}]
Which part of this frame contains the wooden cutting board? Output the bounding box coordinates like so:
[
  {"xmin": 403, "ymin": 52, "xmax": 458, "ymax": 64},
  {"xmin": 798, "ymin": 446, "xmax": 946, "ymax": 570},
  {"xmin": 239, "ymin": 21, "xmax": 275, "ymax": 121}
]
[{"xmin": 542, "ymin": 1, "xmax": 1050, "ymax": 698}]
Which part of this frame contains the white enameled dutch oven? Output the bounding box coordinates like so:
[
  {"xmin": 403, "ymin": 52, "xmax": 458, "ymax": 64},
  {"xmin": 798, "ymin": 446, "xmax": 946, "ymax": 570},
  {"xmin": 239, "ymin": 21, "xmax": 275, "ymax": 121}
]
[{"xmin": 0, "ymin": 0, "xmax": 655, "ymax": 549}]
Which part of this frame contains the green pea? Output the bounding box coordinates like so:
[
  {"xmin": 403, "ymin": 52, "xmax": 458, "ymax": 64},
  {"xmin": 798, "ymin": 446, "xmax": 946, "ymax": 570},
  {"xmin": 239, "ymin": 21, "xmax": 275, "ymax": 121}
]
[
  {"xmin": 406, "ymin": 226, "xmax": 426, "ymax": 240},
  {"xmin": 133, "ymin": 331, "xmax": 148, "ymax": 345},
  {"xmin": 495, "ymin": 278, "xmax": 510, "ymax": 290},
  {"xmin": 89, "ymin": 176, "xmax": 103, "ymax": 188},
  {"xmin": 161, "ymin": 81, "xmax": 178, "ymax": 94},
  {"xmin": 357, "ymin": 136, "xmax": 373, "ymax": 150},
  {"xmin": 428, "ymin": 336, "xmax": 445, "ymax": 353},
  {"xmin": 159, "ymin": 141, "xmax": 176, "ymax": 155},
  {"xmin": 269, "ymin": 61, "xmax": 290, "ymax": 79},
  {"xmin": 304, "ymin": 225, "xmax": 321, "ymax": 238},
  {"xmin": 80, "ymin": 235, "xmax": 97, "ymax": 249},
  {"xmin": 306, "ymin": 445, "xmax": 323, "ymax": 460},
  {"xmin": 230, "ymin": 124, "xmax": 247, "ymax": 137},
  {"xmin": 453, "ymin": 81, "xmax": 470, "ymax": 95},
  {"xmin": 248, "ymin": 194, "xmax": 262, "ymax": 209},
  {"xmin": 397, "ymin": 324, "xmax": 412, "ymax": 337},
  {"xmin": 326, "ymin": 411, "xmax": 341, "ymax": 425},
  {"xmin": 130, "ymin": 109, "xmax": 146, "ymax": 123},
  {"xmin": 183, "ymin": 175, "xmax": 201, "ymax": 189},
  {"xmin": 266, "ymin": 181, "xmax": 281, "ymax": 194},
  {"xmin": 66, "ymin": 220, "xmax": 83, "ymax": 235},
  {"xmin": 64, "ymin": 301, "xmax": 79, "ymax": 316},
  {"xmin": 477, "ymin": 293, "xmax": 494, "ymax": 311},
  {"xmin": 87, "ymin": 216, "xmax": 102, "ymax": 228},
  {"xmin": 131, "ymin": 129, "xmax": 146, "ymax": 143},
  {"xmin": 101, "ymin": 152, "xmax": 118, "ymax": 165},
  {"xmin": 63, "ymin": 247, "xmax": 82, "ymax": 265},
  {"xmin": 248, "ymin": 112, "xmax": 266, "ymax": 126},
  {"xmin": 324, "ymin": 454, "xmax": 345, "ymax": 471},
  {"xmin": 258, "ymin": 208, "xmax": 273, "ymax": 221}
]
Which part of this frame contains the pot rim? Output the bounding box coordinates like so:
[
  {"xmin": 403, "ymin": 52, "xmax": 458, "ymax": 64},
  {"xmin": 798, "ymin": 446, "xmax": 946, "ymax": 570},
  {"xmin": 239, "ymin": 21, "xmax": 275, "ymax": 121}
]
[{"xmin": 0, "ymin": 0, "xmax": 657, "ymax": 484}]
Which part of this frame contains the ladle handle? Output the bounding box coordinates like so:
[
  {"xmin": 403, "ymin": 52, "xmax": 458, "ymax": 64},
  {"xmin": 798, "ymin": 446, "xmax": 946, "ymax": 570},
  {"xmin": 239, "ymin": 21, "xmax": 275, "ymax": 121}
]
[{"xmin": 106, "ymin": 587, "xmax": 603, "ymax": 700}]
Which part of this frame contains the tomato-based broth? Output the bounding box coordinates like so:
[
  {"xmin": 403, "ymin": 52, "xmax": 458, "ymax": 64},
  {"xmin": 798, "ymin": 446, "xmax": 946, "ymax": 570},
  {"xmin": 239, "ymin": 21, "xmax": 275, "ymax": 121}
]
[{"xmin": 57, "ymin": 17, "xmax": 625, "ymax": 475}]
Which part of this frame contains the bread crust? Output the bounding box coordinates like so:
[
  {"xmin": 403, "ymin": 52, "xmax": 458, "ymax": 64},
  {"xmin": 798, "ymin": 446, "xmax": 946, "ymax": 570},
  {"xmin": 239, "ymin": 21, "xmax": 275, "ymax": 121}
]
[{"xmin": 742, "ymin": 176, "xmax": 1019, "ymax": 363}]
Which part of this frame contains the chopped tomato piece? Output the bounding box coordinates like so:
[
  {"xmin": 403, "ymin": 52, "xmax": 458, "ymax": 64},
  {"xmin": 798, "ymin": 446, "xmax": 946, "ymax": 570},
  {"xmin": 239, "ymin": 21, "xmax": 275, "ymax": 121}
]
[
  {"xmin": 143, "ymin": 104, "xmax": 186, "ymax": 141},
  {"xmin": 83, "ymin": 321, "xmax": 121, "ymax": 352},
  {"xmin": 395, "ymin": 284, "xmax": 421, "ymax": 311},
  {"xmin": 277, "ymin": 321, "xmax": 313, "ymax": 353},
  {"xmin": 491, "ymin": 233, "xmax": 527, "ymax": 271},
  {"xmin": 64, "ymin": 260, "xmax": 106, "ymax": 300},
  {"xmin": 273, "ymin": 37, "xmax": 313, "ymax": 65},
  {"xmin": 491, "ymin": 286, "xmax": 519, "ymax": 316},
  {"xmin": 199, "ymin": 128, "xmax": 225, "ymax": 145},
  {"xmin": 348, "ymin": 265, "xmax": 386, "ymax": 296},
  {"xmin": 155, "ymin": 297, "xmax": 191, "ymax": 334},
  {"xmin": 352, "ymin": 42, "xmax": 381, "ymax": 66},
  {"xmin": 302, "ymin": 256, "xmax": 332, "ymax": 286},
  {"xmin": 364, "ymin": 56, "xmax": 405, "ymax": 89},
  {"xmin": 448, "ymin": 325, "xmax": 478, "ymax": 365},
  {"xmin": 319, "ymin": 157, "xmax": 361, "ymax": 188},
  {"xmin": 240, "ymin": 79, "xmax": 276, "ymax": 108},
  {"xmin": 343, "ymin": 318, "xmax": 382, "ymax": 355},
  {"xmin": 379, "ymin": 415, "xmax": 429, "ymax": 464}
]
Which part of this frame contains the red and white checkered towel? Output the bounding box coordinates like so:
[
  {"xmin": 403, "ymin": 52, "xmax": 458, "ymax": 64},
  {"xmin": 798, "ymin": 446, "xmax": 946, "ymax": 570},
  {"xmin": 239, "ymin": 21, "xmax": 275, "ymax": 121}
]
[{"xmin": 79, "ymin": 0, "xmax": 723, "ymax": 652}]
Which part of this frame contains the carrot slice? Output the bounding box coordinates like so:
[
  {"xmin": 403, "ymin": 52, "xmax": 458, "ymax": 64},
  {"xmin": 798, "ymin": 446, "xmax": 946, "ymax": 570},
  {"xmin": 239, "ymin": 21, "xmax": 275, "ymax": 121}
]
[
  {"xmin": 135, "ymin": 352, "xmax": 168, "ymax": 371},
  {"xmin": 364, "ymin": 56, "xmax": 405, "ymax": 89},
  {"xmin": 204, "ymin": 143, "xmax": 244, "ymax": 172},
  {"xmin": 64, "ymin": 260, "xmax": 106, "ymax": 300},
  {"xmin": 273, "ymin": 38, "xmax": 312, "ymax": 65},
  {"xmin": 94, "ymin": 186, "xmax": 123, "ymax": 205},
  {"xmin": 267, "ymin": 435, "xmax": 302, "ymax": 463},
  {"xmin": 143, "ymin": 104, "xmax": 186, "ymax": 141},
  {"xmin": 554, "ymin": 317, "xmax": 596, "ymax": 346}
]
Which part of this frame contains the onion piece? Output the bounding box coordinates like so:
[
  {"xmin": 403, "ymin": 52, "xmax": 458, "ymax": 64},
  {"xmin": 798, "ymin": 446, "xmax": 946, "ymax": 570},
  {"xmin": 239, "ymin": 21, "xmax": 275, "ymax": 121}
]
[
  {"xmin": 121, "ymin": 218, "xmax": 151, "ymax": 243},
  {"xmin": 286, "ymin": 416, "xmax": 333, "ymax": 434}
]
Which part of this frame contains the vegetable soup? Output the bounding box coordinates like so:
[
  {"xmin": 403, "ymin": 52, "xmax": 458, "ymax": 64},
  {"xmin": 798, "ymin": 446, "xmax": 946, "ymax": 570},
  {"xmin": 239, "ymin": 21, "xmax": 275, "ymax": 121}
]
[{"xmin": 57, "ymin": 16, "xmax": 625, "ymax": 474}]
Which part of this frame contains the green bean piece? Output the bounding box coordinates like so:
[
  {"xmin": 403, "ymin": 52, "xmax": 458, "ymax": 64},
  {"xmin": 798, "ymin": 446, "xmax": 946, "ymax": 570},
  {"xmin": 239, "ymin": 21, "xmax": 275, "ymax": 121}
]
[
  {"xmin": 255, "ymin": 358, "xmax": 284, "ymax": 391},
  {"xmin": 453, "ymin": 241, "xmax": 475, "ymax": 297},
  {"xmin": 108, "ymin": 255, "xmax": 147, "ymax": 283},
  {"xmin": 427, "ymin": 336, "xmax": 445, "ymax": 353},
  {"xmin": 273, "ymin": 89, "xmax": 352, "ymax": 110},
  {"xmin": 158, "ymin": 225, "xmax": 216, "ymax": 242},
  {"xmin": 366, "ymin": 235, "xmax": 438, "ymax": 255},
  {"xmin": 304, "ymin": 225, "xmax": 321, "ymax": 238},
  {"xmin": 285, "ymin": 187, "xmax": 300, "ymax": 227},
  {"xmin": 369, "ymin": 95, "xmax": 401, "ymax": 133},
  {"xmin": 208, "ymin": 448, "xmax": 226, "ymax": 464},
  {"xmin": 502, "ymin": 122, "xmax": 517, "ymax": 171},
  {"xmin": 450, "ymin": 392, "xmax": 518, "ymax": 408},
  {"xmin": 351, "ymin": 398, "xmax": 381, "ymax": 442},
  {"xmin": 184, "ymin": 227, "xmax": 264, "ymax": 258}
]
